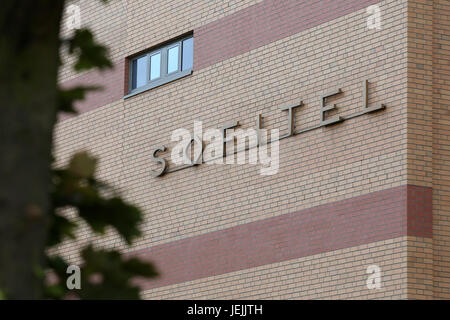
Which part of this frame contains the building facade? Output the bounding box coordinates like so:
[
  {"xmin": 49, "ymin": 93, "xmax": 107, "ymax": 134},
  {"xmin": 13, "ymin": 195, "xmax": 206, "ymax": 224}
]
[{"xmin": 55, "ymin": 0, "xmax": 450, "ymax": 299}]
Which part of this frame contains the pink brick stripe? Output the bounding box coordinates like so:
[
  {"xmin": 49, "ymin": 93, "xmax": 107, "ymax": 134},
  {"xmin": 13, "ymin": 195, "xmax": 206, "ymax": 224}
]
[
  {"xmin": 59, "ymin": 60, "xmax": 125, "ymax": 120},
  {"xmin": 59, "ymin": 0, "xmax": 383, "ymax": 119},
  {"xmin": 194, "ymin": 0, "xmax": 383, "ymax": 70},
  {"xmin": 133, "ymin": 185, "xmax": 432, "ymax": 290}
]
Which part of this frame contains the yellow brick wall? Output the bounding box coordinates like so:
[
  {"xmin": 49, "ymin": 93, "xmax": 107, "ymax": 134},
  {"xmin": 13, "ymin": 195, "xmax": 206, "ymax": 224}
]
[
  {"xmin": 405, "ymin": 0, "xmax": 434, "ymax": 299},
  {"xmin": 52, "ymin": 0, "xmax": 450, "ymax": 299},
  {"xmin": 142, "ymin": 237, "xmax": 410, "ymax": 300},
  {"xmin": 59, "ymin": 0, "xmax": 263, "ymax": 83},
  {"xmin": 431, "ymin": 0, "xmax": 450, "ymax": 299}
]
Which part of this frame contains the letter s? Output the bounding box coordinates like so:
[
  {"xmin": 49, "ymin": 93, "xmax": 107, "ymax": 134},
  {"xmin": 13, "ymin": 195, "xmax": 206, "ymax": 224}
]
[{"xmin": 151, "ymin": 146, "xmax": 167, "ymax": 177}]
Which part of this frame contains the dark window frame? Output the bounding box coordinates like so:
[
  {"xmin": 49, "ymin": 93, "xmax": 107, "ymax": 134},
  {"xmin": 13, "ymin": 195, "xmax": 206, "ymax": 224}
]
[{"xmin": 124, "ymin": 35, "xmax": 193, "ymax": 99}]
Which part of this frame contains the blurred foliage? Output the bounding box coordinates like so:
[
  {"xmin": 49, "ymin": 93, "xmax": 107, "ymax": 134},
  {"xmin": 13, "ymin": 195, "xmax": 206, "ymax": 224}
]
[
  {"xmin": 45, "ymin": 150, "xmax": 158, "ymax": 300},
  {"xmin": 42, "ymin": 1, "xmax": 158, "ymax": 300},
  {"xmin": 66, "ymin": 29, "xmax": 112, "ymax": 71},
  {"xmin": 57, "ymin": 85, "xmax": 99, "ymax": 114}
]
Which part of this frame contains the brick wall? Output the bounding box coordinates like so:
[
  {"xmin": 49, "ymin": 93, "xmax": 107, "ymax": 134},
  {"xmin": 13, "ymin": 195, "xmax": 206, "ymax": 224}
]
[
  {"xmin": 142, "ymin": 237, "xmax": 411, "ymax": 299},
  {"xmin": 132, "ymin": 185, "xmax": 431, "ymax": 291},
  {"xmin": 194, "ymin": 0, "xmax": 382, "ymax": 70},
  {"xmin": 53, "ymin": 0, "xmax": 448, "ymax": 299},
  {"xmin": 59, "ymin": 0, "xmax": 264, "ymax": 84},
  {"xmin": 431, "ymin": 0, "xmax": 450, "ymax": 299}
]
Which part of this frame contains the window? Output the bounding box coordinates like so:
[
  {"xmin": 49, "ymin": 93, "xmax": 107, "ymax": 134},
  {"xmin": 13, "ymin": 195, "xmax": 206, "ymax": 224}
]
[
  {"xmin": 167, "ymin": 45, "xmax": 180, "ymax": 74},
  {"xmin": 126, "ymin": 35, "xmax": 193, "ymax": 97},
  {"xmin": 150, "ymin": 52, "xmax": 161, "ymax": 80}
]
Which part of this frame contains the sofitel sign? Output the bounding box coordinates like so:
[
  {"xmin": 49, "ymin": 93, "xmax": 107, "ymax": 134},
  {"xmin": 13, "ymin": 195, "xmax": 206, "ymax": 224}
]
[{"xmin": 151, "ymin": 80, "xmax": 385, "ymax": 177}]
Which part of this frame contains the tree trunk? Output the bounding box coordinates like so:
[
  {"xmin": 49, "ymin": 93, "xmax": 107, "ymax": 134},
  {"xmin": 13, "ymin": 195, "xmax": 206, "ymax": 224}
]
[{"xmin": 0, "ymin": 0, "xmax": 65, "ymax": 299}]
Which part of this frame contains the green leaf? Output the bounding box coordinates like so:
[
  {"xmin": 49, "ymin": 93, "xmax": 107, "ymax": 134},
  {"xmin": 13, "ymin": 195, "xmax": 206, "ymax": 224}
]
[
  {"xmin": 47, "ymin": 255, "xmax": 70, "ymax": 274},
  {"xmin": 43, "ymin": 0, "xmax": 156, "ymax": 301},
  {"xmin": 57, "ymin": 86, "xmax": 100, "ymax": 114},
  {"xmin": 47, "ymin": 212, "xmax": 78, "ymax": 247},
  {"xmin": 69, "ymin": 151, "xmax": 97, "ymax": 179},
  {"xmin": 52, "ymin": 151, "xmax": 143, "ymax": 244},
  {"xmin": 77, "ymin": 197, "xmax": 143, "ymax": 245},
  {"xmin": 76, "ymin": 245, "xmax": 157, "ymax": 299},
  {"xmin": 44, "ymin": 255, "xmax": 70, "ymax": 299},
  {"xmin": 67, "ymin": 29, "xmax": 112, "ymax": 71},
  {"xmin": 45, "ymin": 284, "xmax": 66, "ymax": 299},
  {"xmin": 122, "ymin": 257, "xmax": 158, "ymax": 278}
]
